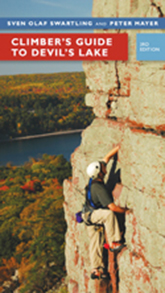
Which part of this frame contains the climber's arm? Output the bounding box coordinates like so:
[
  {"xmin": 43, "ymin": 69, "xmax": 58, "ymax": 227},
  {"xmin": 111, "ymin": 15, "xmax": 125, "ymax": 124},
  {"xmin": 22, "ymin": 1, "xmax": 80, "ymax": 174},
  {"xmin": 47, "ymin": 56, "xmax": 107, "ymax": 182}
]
[
  {"xmin": 108, "ymin": 202, "xmax": 128, "ymax": 213},
  {"xmin": 102, "ymin": 145, "xmax": 119, "ymax": 164}
]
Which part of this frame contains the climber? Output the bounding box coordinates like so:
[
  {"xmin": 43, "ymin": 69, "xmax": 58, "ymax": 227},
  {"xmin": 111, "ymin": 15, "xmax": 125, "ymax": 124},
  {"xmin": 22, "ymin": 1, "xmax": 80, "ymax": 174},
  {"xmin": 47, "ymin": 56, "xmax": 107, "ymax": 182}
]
[{"xmin": 83, "ymin": 145, "xmax": 129, "ymax": 280}]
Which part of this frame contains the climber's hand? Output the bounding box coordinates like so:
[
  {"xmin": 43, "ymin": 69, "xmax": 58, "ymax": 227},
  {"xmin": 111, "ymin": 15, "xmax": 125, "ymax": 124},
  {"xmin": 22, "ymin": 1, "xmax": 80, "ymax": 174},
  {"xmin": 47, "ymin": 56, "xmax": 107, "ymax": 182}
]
[{"xmin": 125, "ymin": 208, "xmax": 133, "ymax": 215}]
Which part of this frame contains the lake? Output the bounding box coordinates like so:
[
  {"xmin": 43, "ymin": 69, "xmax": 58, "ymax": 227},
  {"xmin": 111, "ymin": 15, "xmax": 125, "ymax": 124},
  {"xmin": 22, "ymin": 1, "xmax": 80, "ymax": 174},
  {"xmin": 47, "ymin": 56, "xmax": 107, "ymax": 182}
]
[{"xmin": 0, "ymin": 132, "xmax": 82, "ymax": 166}]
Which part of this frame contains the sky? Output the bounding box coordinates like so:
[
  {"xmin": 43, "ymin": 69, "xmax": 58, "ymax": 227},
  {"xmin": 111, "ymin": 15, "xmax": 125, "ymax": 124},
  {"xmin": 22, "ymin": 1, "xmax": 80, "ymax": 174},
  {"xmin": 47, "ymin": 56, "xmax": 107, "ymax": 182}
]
[{"xmin": 0, "ymin": 0, "xmax": 93, "ymax": 75}]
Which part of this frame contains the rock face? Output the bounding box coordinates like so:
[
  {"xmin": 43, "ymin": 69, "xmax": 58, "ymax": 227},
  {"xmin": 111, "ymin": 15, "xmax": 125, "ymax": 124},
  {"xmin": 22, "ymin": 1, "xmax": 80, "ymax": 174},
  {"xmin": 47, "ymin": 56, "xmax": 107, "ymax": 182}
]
[{"xmin": 63, "ymin": 1, "xmax": 165, "ymax": 292}]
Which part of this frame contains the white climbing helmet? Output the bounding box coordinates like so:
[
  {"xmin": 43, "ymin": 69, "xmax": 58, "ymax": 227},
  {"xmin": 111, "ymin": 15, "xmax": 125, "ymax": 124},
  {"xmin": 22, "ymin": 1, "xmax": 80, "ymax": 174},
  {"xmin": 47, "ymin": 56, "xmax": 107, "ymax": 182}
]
[{"xmin": 86, "ymin": 161, "xmax": 101, "ymax": 179}]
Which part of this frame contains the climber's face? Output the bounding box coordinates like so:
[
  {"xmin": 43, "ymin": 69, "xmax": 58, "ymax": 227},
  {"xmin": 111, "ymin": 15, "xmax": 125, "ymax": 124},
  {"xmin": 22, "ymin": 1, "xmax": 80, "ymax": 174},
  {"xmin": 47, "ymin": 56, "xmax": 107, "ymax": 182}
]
[
  {"xmin": 99, "ymin": 163, "xmax": 107, "ymax": 179},
  {"xmin": 102, "ymin": 164, "xmax": 107, "ymax": 176}
]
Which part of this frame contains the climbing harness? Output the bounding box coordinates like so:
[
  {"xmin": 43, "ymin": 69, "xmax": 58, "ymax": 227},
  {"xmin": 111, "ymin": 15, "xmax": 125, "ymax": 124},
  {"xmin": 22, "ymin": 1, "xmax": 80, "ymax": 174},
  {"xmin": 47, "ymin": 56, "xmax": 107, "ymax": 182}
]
[{"xmin": 76, "ymin": 178, "xmax": 104, "ymax": 226}]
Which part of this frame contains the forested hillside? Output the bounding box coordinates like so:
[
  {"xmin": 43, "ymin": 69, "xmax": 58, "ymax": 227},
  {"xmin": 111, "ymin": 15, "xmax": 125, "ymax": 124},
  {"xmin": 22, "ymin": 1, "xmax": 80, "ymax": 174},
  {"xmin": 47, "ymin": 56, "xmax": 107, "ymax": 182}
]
[
  {"xmin": 0, "ymin": 154, "xmax": 71, "ymax": 293},
  {"xmin": 0, "ymin": 72, "xmax": 94, "ymax": 140},
  {"xmin": 0, "ymin": 71, "xmax": 91, "ymax": 292}
]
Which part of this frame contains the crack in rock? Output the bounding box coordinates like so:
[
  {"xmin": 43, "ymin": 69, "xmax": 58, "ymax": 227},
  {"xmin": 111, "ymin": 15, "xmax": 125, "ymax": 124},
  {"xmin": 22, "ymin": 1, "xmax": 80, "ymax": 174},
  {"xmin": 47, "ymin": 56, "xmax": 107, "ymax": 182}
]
[
  {"xmin": 115, "ymin": 61, "xmax": 121, "ymax": 95},
  {"xmin": 151, "ymin": 2, "xmax": 164, "ymax": 17}
]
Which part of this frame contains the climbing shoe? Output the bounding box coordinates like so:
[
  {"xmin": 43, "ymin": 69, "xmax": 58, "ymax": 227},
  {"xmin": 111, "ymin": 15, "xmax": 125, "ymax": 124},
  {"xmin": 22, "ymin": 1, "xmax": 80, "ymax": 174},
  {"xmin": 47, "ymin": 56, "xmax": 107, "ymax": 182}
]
[
  {"xmin": 109, "ymin": 242, "xmax": 125, "ymax": 252},
  {"xmin": 91, "ymin": 269, "xmax": 101, "ymax": 279},
  {"xmin": 91, "ymin": 269, "xmax": 110, "ymax": 280}
]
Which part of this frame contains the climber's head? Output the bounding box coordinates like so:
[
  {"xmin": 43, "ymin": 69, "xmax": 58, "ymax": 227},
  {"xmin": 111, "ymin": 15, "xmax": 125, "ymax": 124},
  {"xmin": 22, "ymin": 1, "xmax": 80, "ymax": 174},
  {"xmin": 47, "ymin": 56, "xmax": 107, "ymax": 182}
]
[{"xmin": 86, "ymin": 161, "xmax": 107, "ymax": 180}]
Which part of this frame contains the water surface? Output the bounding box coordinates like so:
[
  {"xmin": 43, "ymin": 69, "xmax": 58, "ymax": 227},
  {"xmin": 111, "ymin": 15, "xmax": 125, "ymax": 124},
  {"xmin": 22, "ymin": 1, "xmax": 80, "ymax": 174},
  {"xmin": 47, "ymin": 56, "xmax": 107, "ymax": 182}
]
[{"xmin": 0, "ymin": 132, "xmax": 81, "ymax": 166}]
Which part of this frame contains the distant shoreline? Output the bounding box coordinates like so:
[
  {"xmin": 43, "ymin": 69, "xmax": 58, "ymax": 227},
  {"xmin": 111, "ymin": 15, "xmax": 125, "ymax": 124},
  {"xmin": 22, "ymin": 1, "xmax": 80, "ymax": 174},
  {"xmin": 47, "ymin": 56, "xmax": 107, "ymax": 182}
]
[{"xmin": 0, "ymin": 129, "xmax": 83, "ymax": 143}]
